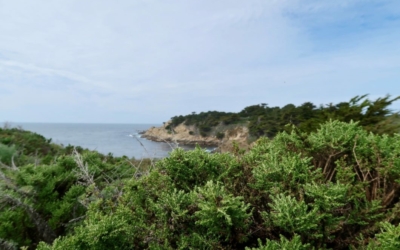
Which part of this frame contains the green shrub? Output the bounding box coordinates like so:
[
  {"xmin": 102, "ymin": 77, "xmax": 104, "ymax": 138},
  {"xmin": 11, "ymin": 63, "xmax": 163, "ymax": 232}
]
[
  {"xmin": 192, "ymin": 181, "xmax": 251, "ymax": 242},
  {"xmin": 366, "ymin": 222, "xmax": 400, "ymax": 249},
  {"xmin": 4, "ymin": 120, "xmax": 400, "ymax": 249},
  {"xmin": 246, "ymin": 235, "xmax": 311, "ymax": 250},
  {"xmin": 157, "ymin": 147, "xmax": 238, "ymax": 191},
  {"xmin": 0, "ymin": 143, "xmax": 17, "ymax": 165}
]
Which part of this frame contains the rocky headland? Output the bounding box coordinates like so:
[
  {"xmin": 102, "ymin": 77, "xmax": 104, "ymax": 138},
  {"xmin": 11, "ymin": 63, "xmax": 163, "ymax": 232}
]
[{"xmin": 141, "ymin": 121, "xmax": 251, "ymax": 153}]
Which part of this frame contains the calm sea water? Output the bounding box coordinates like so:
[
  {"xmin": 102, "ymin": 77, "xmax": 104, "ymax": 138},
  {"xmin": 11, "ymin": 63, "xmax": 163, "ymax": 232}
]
[{"xmin": 10, "ymin": 123, "xmax": 210, "ymax": 159}]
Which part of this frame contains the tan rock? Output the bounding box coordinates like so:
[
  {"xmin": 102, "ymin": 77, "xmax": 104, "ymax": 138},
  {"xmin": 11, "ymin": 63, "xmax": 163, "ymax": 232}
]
[
  {"xmin": 142, "ymin": 121, "xmax": 220, "ymax": 146},
  {"xmin": 218, "ymin": 126, "xmax": 251, "ymax": 153},
  {"xmin": 142, "ymin": 121, "xmax": 251, "ymax": 152}
]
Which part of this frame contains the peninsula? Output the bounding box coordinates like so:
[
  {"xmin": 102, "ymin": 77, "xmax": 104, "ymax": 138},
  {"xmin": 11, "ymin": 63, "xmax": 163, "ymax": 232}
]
[
  {"xmin": 142, "ymin": 120, "xmax": 251, "ymax": 152},
  {"xmin": 142, "ymin": 95, "xmax": 400, "ymax": 153}
]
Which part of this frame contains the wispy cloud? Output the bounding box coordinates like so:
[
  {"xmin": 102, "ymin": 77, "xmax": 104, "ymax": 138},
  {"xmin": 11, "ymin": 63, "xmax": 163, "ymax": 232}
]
[{"xmin": 0, "ymin": 0, "xmax": 399, "ymax": 123}]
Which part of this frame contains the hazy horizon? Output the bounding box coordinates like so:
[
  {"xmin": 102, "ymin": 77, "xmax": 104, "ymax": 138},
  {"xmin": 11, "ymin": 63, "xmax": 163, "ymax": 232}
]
[{"xmin": 6, "ymin": 121, "xmax": 162, "ymax": 125}]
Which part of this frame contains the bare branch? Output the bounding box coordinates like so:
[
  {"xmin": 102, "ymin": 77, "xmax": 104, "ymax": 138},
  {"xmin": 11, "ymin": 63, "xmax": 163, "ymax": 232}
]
[
  {"xmin": 63, "ymin": 215, "xmax": 86, "ymax": 226},
  {"xmin": 11, "ymin": 155, "xmax": 18, "ymax": 171},
  {"xmin": 132, "ymin": 136, "xmax": 156, "ymax": 173},
  {"xmin": 0, "ymin": 161, "xmax": 11, "ymax": 169},
  {"xmin": 0, "ymin": 238, "xmax": 17, "ymax": 250},
  {"xmin": 72, "ymin": 148, "xmax": 95, "ymax": 186},
  {"xmin": 352, "ymin": 138, "xmax": 365, "ymax": 182}
]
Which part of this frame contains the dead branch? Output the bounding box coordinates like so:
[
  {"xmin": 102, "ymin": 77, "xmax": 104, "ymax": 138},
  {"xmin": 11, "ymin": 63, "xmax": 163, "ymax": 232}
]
[
  {"xmin": 352, "ymin": 139, "xmax": 365, "ymax": 182},
  {"xmin": 11, "ymin": 155, "xmax": 18, "ymax": 171},
  {"xmin": 72, "ymin": 148, "xmax": 95, "ymax": 186},
  {"xmin": 132, "ymin": 135, "xmax": 155, "ymax": 169}
]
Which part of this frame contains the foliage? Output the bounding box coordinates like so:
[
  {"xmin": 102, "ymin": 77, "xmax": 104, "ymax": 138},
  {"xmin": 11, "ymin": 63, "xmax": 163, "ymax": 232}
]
[
  {"xmin": 365, "ymin": 222, "xmax": 400, "ymax": 249},
  {"xmin": 157, "ymin": 147, "xmax": 239, "ymax": 191},
  {"xmin": 246, "ymin": 235, "xmax": 311, "ymax": 250},
  {"xmin": 245, "ymin": 95, "xmax": 400, "ymax": 138},
  {"xmin": 0, "ymin": 143, "xmax": 17, "ymax": 166},
  {"xmin": 0, "ymin": 127, "xmax": 153, "ymax": 249},
  {"xmin": 168, "ymin": 95, "xmax": 400, "ymax": 139},
  {"xmin": 193, "ymin": 181, "xmax": 251, "ymax": 241},
  {"xmin": 0, "ymin": 127, "xmax": 56, "ymax": 158},
  {"xmin": 2, "ymin": 118, "xmax": 400, "ymax": 249}
]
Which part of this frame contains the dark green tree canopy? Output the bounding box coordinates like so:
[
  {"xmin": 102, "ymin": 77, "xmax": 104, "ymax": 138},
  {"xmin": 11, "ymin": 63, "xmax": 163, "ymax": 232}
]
[{"xmin": 169, "ymin": 95, "xmax": 400, "ymax": 138}]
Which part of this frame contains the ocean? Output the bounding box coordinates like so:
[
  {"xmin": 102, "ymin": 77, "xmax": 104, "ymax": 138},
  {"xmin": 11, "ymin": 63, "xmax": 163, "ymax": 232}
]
[{"xmin": 9, "ymin": 123, "xmax": 211, "ymax": 159}]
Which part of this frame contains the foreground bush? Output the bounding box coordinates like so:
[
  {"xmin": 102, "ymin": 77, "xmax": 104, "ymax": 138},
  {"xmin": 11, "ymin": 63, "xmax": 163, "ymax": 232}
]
[
  {"xmin": 2, "ymin": 120, "xmax": 400, "ymax": 249},
  {"xmin": 0, "ymin": 128, "xmax": 150, "ymax": 249}
]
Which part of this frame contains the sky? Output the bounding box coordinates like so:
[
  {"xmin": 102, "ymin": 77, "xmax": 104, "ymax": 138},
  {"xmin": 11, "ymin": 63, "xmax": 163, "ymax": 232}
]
[{"xmin": 1, "ymin": 0, "xmax": 399, "ymax": 124}]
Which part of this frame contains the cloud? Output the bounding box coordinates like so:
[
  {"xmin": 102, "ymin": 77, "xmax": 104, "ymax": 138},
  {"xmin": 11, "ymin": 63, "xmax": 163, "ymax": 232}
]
[{"xmin": 0, "ymin": 0, "xmax": 399, "ymax": 123}]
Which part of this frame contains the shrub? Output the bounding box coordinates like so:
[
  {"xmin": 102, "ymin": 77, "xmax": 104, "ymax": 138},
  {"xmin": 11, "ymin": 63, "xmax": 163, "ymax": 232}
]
[
  {"xmin": 246, "ymin": 235, "xmax": 310, "ymax": 250},
  {"xmin": 5, "ymin": 120, "xmax": 400, "ymax": 249},
  {"xmin": 0, "ymin": 143, "xmax": 17, "ymax": 165},
  {"xmin": 157, "ymin": 147, "xmax": 238, "ymax": 191},
  {"xmin": 216, "ymin": 132, "xmax": 225, "ymax": 139},
  {"xmin": 192, "ymin": 181, "xmax": 251, "ymax": 242},
  {"xmin": 366, "ymin": 222, "xmax": 400, "ymax": 249}
]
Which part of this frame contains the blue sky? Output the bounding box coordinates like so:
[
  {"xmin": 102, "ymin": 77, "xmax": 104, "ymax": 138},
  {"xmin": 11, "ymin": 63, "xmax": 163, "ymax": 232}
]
[{"xmin": 1, "ymin": 0, "xmax": 399, "ymax": 123}]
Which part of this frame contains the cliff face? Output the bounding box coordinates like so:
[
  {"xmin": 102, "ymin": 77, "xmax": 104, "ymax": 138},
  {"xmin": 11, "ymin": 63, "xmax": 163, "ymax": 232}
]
[
  {"xmin": 142, "ymin": 122, "xmax": 219, "ymax": 146},
  {"xmin": 218, "ymin": 126, "xmax": 251, "ymax": 153},
  {"xmin": 142, "ymin": 122, "xmax": 250, "ymax": 152}
]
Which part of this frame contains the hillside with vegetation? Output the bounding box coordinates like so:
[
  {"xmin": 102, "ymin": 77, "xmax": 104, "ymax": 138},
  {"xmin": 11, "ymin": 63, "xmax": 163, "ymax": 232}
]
[
  {"xmin": 1, "ymin": 98, "xmax": 400, "ymax": 249},
  {"xmin": 166, "ymin": 95, "xmax": 400, "ymax": 140}
]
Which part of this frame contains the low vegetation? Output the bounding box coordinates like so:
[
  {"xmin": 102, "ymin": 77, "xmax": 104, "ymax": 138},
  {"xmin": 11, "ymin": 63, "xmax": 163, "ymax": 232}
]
[
  {"xmin": 1, "ymin": 115, "xmax": 400, "ymax": 249},
  {"xmin": 0, "ymin": 127, "xmax": 152, "ymax": 249}
]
